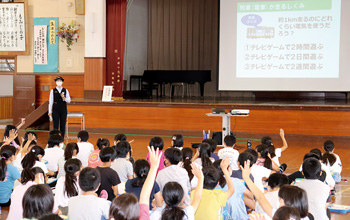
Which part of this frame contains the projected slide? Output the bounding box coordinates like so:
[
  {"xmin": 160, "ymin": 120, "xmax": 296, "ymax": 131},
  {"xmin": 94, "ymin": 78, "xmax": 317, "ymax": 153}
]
[{"xmin": 236, "ymin": 0, "xmax": 341, "ymax": 78}]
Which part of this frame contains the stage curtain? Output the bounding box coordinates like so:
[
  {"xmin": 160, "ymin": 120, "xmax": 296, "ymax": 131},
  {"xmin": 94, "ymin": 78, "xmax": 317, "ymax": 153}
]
[
  {"xmin": 148, "ymin": 0, "xmax": 218, "ymax": 96},
  {"xmin": 106, "ymin": 0, "xmax": 127, "ymax": 98}
]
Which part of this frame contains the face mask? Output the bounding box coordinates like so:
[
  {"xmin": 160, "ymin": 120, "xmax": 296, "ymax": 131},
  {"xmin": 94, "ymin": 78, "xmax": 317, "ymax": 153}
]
[{"xmin": 56, "ymin": 81, "xmax": 63, "ymax": 87}]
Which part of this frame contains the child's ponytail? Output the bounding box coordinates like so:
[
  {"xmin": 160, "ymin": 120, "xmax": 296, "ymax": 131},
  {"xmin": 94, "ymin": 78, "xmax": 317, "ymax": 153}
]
[
  {"xmin": 132, "ymin": 159, "xmax": 149, "ymax": 187},
  {"xmin": 64, "ymin": 158, "xmax": 82, "ymax": 197},
  {"xmin": 256, "ymin": 144, "xmax": 272, "ymax": 170},
  {"xmin": 181, "ymin": 147, "xmax": 194, "ymax": 181},
  {"xmin": 21, "ymin": 145, "xmax": 44, "ymax": 169},
  {"xmin": 161, "ymin": 182, "xmax": 185, "ymax": 220},
  {"xmin": 0, "ymin": 145, "xmax": 16, "ymax": 181}
]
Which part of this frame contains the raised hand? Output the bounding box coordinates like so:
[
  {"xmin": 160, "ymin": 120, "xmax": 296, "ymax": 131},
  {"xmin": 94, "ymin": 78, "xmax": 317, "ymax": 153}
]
[
  {"xmin": 147, "ymin": 146, "xmax": 162, "ymax": 170},
  {"xmin": 240, "ymin": 160, "xmax": 252, "ymax": 180},
  {"xmin": 279, "ymin": 128, "xmax": 285, "ymax": 137},
  {"xmin": 191, "ymin": 163, "xmax": 203, "ymax": 180},
  {"xmin": 8, "ymin": 129, "xmax": 18, "ymax": 141},
  {"xmin": 220, "ymin": 156, "xmax": 230, "ymax": 171},
  {"xmin": 27, "ymin": 133, "xmax": 36, "ymax": 141}
]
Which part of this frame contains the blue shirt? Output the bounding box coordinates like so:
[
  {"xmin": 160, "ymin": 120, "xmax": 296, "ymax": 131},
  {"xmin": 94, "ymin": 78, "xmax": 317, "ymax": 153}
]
[
  {"xmin": 125, "ymin": 177, "xmax": 160, "ymax": 210},
  {"xmin": 0, "ymin": 164, "xmax": 21, "ymax": 203},
  {"xmin": 216, "ymin": 177, "xmax": 248, "ymax": 220}
]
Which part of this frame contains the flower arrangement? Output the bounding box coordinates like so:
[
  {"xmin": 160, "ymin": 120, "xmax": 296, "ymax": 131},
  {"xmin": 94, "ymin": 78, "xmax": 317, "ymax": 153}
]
[{"xmin": 56, "ymin": 21, "xmax": 80, "ymax": 51}]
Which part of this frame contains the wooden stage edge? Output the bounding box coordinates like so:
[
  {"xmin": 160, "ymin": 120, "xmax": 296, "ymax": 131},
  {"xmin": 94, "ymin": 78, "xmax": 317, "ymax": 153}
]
[{"xmin": 66, "ymin": 98, "xmax": 350, "ymax": 137}]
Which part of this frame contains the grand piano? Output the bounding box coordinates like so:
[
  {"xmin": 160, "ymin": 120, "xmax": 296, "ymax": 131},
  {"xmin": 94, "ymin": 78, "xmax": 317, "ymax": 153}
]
[{"xmin": 141, "ymin": 70, "xmax": 211, "ymax": 97}]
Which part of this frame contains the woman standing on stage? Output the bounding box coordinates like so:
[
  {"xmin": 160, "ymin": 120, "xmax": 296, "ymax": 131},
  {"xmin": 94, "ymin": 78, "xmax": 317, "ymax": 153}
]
[{"xmin": 48, "ymin": 76, "xmax": 71, "ymax": 138}]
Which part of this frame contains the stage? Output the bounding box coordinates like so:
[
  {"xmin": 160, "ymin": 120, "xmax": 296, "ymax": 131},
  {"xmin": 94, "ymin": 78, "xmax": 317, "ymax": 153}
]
[{"xmin": 66, "ymin": 97, "xmax": 350, "ymax": 137}]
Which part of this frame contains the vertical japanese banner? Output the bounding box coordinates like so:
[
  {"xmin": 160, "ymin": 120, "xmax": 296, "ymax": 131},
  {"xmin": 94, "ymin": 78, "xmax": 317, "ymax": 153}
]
[
  {"xmin": 33, "ymin": 17, "xmax": 59, "ymax": 72},
  {"xmin": 33, "ymin": 25, "xmax": 48, "ymax": 65}
]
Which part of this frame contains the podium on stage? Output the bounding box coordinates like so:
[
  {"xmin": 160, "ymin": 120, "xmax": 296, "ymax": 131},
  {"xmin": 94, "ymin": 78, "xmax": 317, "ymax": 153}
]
[{"xmin": 206, "ymin": 113, "xmax": 249, "ymax": 146}]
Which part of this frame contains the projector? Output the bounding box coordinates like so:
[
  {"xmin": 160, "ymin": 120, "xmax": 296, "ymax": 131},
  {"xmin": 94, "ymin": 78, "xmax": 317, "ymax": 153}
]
[{"xmin": 231, "ymin": 109, "xmax": 250, "ymax": 115}]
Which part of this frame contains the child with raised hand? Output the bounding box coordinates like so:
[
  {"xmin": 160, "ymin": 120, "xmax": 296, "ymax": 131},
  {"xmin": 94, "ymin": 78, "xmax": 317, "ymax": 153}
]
[
  {"xmin": 194, "ymin": 157, "xmax": 235, "ymax": 220},
  {"xmin": 125, "ymin": 159, "xmax": 163, "ymax": 210},
  {"xmin": 213, "ymin": 159, "xmax": 250, "ymax": 220},
  {"xmin": 150, "ymin": 163, "xmax": 204, "ymax": 220},
  {"xmin": 0, "ymin": 145, "xmax": 21, "ymax": 207},
  {"xmin": 261, "ymin": 129, "xmax": 288, "ymax": 165},
  {"xmin": 109, "ymin": 146, "xmax": 163, "ymax": 220},
  {"xmin": 241, "ymin": 160, "xmax": 312, "ymax": 220}
]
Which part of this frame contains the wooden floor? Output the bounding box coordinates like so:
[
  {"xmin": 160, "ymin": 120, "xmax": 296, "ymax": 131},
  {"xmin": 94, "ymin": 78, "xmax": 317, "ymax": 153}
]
[{"xmin": 0, "ymin": 129, "xmax": 349, "ymax": 219}]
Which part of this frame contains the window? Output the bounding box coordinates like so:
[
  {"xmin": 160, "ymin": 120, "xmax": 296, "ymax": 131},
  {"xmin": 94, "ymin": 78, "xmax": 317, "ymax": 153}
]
[{"xmin": 0, "ymin": 57, "xmax": 16, "ymax": 74}]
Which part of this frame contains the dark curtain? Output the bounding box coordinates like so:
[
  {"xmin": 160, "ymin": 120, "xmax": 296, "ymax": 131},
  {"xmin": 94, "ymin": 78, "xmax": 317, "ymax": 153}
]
[
  {"xmin": 106, "ymin": 0, "xmax": 127, "ymax": 98},
  {"xmin": 148, "ymin": 0, "xmax": 218, "ymax": 96}
]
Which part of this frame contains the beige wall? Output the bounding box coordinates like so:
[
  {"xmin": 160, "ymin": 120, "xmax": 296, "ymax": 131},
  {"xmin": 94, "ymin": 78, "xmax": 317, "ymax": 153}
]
[{"xmin": 17, "ymin": 0, "xmax": 85, "ymax": 73}]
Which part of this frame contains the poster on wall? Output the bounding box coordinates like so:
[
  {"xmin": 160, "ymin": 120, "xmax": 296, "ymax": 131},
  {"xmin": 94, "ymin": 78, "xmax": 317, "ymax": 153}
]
[
  {"xmin": 33, "ymin": 25, "xmax": 47, "ymax": 65},
  {"xmin": 33, "ymin": 17, "xmax": 58, "ymax": 72},
  {"xmin": 0, "ymin": 3, "xmax": 26, "ymax": 52}
]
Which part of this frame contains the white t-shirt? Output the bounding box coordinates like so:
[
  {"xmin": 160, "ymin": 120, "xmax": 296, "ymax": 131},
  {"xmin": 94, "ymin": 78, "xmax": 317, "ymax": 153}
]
[
  {"xmin": 295, "ymin": 179, "xmax": 330, "ymax": 220},
  {"xmin": 327, "ymin": 153, "xmax": 342, "ymax": 173},
  {"xmin": 68, "ymin": 194, "xmax": 111, "ymax": 220},
  {"xmin": 218, "ymin": 147, "xmax": 239, "ymax": 170},
  {"xmin": 150, "ymin": 205, "xmax": 194, "ymax": 220},
  {"xmin": 55, "ymin": 176, "xmax": 82, "ymax": 207},
  {"xmin": 255, "ymin": 190, "xmax": 280, "ymax": 213},
  {"xmin": 251, "ymin": 164, "xmax": 271, "ymax": 192},
  {"xmin": 299, "ymin": 162, "xmax": 335, "ymax": 188},
  {"xmin": 33, "ymin": 160, "xmax": 49, "ymax": 174},
  {"xmin": 271, "ymin": 148, "xmax": 282, "ymax": 166},
  {"xmin": 43, "ymin": 147, "xmax": 64, "ymax": 172},
  {"xmin": 76, "ymin": 142, "xmax": 94, "ymax": 167}
]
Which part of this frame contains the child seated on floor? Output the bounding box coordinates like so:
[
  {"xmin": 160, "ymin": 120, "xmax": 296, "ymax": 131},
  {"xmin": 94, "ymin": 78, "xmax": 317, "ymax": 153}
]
[
  {"xmin": 68, "ymin": 167, "xmax": 111, "ymax": 220},
  {"xmin": 147, "ymin": 137, "xmax": 165, "ymax": 174},
  {"xmin": 109, "ymin": 146, "xmax": 163, "ymax": 220},
  {"xmin": 194, "ymin": 157, "xmax": 235, "ymax": 220},
  {"xmin": 295, "ymin": 158, "xmax": 330, "ymax": 220},
  {"xmin": 88, "ymin": 138, "xmax": 109, "ymax": 168},
  {"xmin": 261, "ymin": 128, "xmax": 288, "ymax": 172},
  {"xmin": 0, "ymin": 145, "xmax": 21, "ymax": 207},
  {"xmin": 96, "ymin": 147, "xmax": 121, "ymax": 201},
  {"xmin": 218, "ymin": 135, "xmax": 239, "ymax": 170},
  {"xmin": 43, "ymin": 134, "xmax": 64, "ymax": 176},
  {"xmin": 213, "ymin": 159, "xmax": 251, "ymax": 220},
  {"xmin": 111, "ymin": 141, "xmax": 133, "ymax": 182},
  {"xmin": 323, "ymin": 140, "xmax": 342, "ymax": 183},
  {"xmin": 171, "ymin": 134, "xmax": 184, "ymax": 150},
  {"xmin": 255, "ymin": 173, "xmax": 289, "ymax": 213},
  {"xmin": 76, "ymin": 130, "xmax": 94, "ymax": 167}
]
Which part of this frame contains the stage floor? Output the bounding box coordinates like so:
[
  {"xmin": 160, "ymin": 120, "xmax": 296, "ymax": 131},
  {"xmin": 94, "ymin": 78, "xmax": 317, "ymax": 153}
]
[{"xmin": 71, "ymin": 97, "xmax": 350, "ymax": 110}]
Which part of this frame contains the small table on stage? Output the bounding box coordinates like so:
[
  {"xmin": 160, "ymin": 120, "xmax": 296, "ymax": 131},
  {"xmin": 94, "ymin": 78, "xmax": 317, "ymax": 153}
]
[{"xmin": 206, "ymin": 113, "xmax": 249, "ymax": 146}]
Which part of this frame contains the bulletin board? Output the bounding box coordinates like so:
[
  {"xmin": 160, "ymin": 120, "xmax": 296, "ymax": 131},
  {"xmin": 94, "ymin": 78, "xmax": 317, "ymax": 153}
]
[
  {"xmin": 33, "ymin": 17, "xmax": 59, "ymax": 73},
  {"xmin": 0, "ymin": 0, "xmax": 29, "ymax": 56}
]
